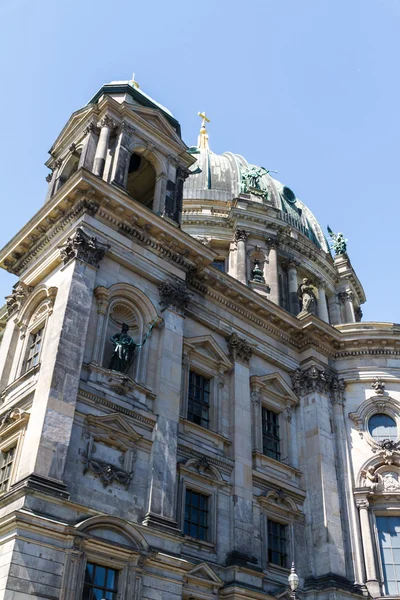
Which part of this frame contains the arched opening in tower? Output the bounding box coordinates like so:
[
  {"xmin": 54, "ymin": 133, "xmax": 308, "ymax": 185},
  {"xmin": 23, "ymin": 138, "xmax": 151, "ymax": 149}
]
[{"xmin": 126, "ymin": 153, "xmax": 156, "ymax": 210}]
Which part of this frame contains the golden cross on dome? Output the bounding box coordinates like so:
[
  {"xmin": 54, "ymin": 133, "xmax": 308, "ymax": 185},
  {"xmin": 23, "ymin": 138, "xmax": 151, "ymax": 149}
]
[
  {"xmin": 198, "ymin": 111, "xmax": 210, "ymax": 128},
  {"xmin": 197, "ymin": 111, "xmax": 210, "ymax": 149}
]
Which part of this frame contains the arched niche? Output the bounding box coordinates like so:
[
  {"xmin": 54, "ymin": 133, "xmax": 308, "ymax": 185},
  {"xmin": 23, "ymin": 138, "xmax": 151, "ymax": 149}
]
[
  {"xmin": 97, "ymin": 283, "xmax": 159, "ymax": 385},
  {"xmin": 126, "ymin": 153, "xmax": 156, "ymax": 209}
]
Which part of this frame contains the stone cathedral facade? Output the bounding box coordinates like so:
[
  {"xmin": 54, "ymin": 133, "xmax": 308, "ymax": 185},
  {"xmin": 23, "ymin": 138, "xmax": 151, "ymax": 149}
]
[{"xmin": 0, "ymin": 78, "xmax": 399, "ymax": 600}]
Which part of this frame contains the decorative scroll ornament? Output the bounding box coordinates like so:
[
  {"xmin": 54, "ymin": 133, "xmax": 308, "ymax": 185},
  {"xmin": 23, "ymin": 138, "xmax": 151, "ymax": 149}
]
[
  {"xmin": 5, "ymin": 282, "xmax": 33, "ymax": 316},
  {"xmin": 227, "ymin": 332, "xmax": 254, "ymax": 363},
  {"xmin": 83, "ymin": 456, "xmax": 133, "ymax": 488},
  {"xmin": 327, "ymin": 226, "xmax": 348, "ymax": 255},
  {"xmin": 241, "ymin": 165, "xmax": 268, "ymax": 198},
  {"xmin": 158, "ymin": 279, "xmax": 191, "ymax": 314},
  {"xmin": 59, "ymin": 228, "xmax": 109, "ymax": 267},
  {"xmin": 290, "ymin": 365, "xmax": 345, "ymax": 403},
  {"xmin": 372, "ymin": 377, "xmax": 385, "ymax": 395},
  {"xmin": 376, "ymin": 439, "xmax": 400, "ymax": 465}
]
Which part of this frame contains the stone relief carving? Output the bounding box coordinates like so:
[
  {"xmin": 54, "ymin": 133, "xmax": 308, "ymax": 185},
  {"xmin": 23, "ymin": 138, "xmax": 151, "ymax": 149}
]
[
  {"xmin": 82, "ymin": 455, "xmax": 133, "ymax": 488},
  {"xmin": 372, "ymin": 377, "xmax": 385, "ymax": 395},
  {"xmin": 375, "ymin": 439, "xmax": 400, "ymax": 465},
  {"xmin": 361, "ymin": 465, "xmax": 400, "ymax": 493},
  {"xmin": 0, "ymin": 408, "xmax": 29, "ymax": 432},
  {"xmin": 361, "ymin": 466, "xmax": 379, "ymax": 491},
  {"xmin": 59, "ymin": 227, "xmax": 109, "ymax": 267},
  {"xmin": 382, "ymin": 471, "xmax": 400, "ymax": 492},
  {"xmin": 158, "ymin": 279, "xmax": 191, "ymax": 314},
  {"xmin": 5, "ymin": 282, "xmax": 33, "ymax": 316},
  {"xmin": 291, "ymin": 365, "xmax": 345, "ymax": 403},
  {"xmin": 227, "ymin": 332, "xmax": 254, "ymax": 363}
]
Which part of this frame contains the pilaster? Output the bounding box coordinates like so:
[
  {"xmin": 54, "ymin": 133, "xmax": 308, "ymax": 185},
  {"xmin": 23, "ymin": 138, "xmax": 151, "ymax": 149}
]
[{"xmin": 266, "ymin": 237, "xmax": 279, "ymax": 305}]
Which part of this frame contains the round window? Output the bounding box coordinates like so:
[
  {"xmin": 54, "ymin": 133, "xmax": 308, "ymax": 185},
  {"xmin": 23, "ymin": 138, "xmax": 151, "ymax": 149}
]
[
  {"xmin": 368, "ymin": 413, "xmax": 397, "ymax": 441},
  {"xmin": 282, "ymin": 186, "xmax": 296, "ymax": 204}
]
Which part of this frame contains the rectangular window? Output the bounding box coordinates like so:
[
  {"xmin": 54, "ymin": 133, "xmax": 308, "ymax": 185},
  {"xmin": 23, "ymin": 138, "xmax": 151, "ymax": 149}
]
[
  {"xmin": 268, "ymin": 520, "xmax": 288, "ymax": 568},
  {"xmin": 262, "ymin": 408, "xmax": 281, "ymax": 461},
  {"xmin": 0, "ymin": 446, "xmax": 16, "ymax": 493},
  {"xmin": 212, "ymin": 259, "xmax": 226, "ymax": 273},
  {"xmin": 184, "ymin": 489, "xmax": 209, "ymax": 541},
  {"xmin": 82, "ymin": 562, "xmax": 119, "ymax": 600},
  {"xmin": 25, "ymin": 327, "xmax": 44, "ymax": 372},
  {"xmin": 188, "ymin": 371, "xmax": 210, "ymax": 429},
  {"xmin": 377, "ymin": 516, "xmax": 400, "ymax": 595}
]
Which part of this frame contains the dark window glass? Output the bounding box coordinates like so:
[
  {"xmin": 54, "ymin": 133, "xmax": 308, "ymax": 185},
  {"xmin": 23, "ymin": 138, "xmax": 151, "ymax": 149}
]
[
  {"xmin": 368, "ymin": 414, "xmax": 397, "ymax": 441},
  {"xmin": 82, "ymin": 563, "xmax": 118, "ymax": 600},
  {"xmin": 0, "ymin": 446, "xmax": 16, "ymax": 493},
  {"xmin": 25, "ymin": 327, "xmax": 44, "ymax": 372},
  {"xmin": 188, "ymin": 371, "xmax": 210, "ymax": 429},
  {"xmin": 184, "ymin": 489, "xmax": 209, "ymax": 541},
  {"xmin": 377, "ymin": 516, "xmax": 400, "ymax": 595},
  {"xmin": 268, "ymin": 520, "xmax": 287, "ymax": 567},
  {"xmin": 262, "ymin": 408, "xmax": 281, "ymax": 461},
  {"xmin": 212, "ymin": 260, "xmax": 226, "ymax": 272}
]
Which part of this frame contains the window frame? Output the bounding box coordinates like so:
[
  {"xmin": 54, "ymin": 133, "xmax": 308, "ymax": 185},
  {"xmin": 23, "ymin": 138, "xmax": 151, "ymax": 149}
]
[
  {"xmin": 0, "ymin": 408, "xmax": 29, "ymax": 495},
  {"xmin": 82, "ymin": 561, "xmax": 119, "ymax": 600},
  {"xmin": 267, "ymin": 518, "xmax": 289, "ymax": 569},
  {"xmin": 368, "ymin": 413, "xmax": 398, "ymax": 443},
  {"xmin": 179, "ymin": 472, "xmax": 219, "ymax": 548},
  {"xmin": 16, "ymin": 307, "xmax": 49, "ymax": 380},
  {"xmin": 349, "ymin": 396, "xmax": 400, "ymax": 452},
  {"xmin": 183, "ymin": 487, "xmax": 210, "ymax": 542},
  {"xmin": 262, "ymin": 406, "xmax": 281, "ymax": 461},
  {"xmin": 187, "ymin": 370, "xmax": 211, "ymax": 430}
]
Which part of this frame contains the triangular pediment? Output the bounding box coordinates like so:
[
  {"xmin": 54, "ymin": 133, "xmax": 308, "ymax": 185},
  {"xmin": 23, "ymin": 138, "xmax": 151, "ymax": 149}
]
[
  {"xmin": 86, "ymin": 413, "xmax": 142, "ymax": 442},
  {"xmin": 251, "ymin": 372, "xmax": 298, "ymax": 405},
  {"xmin": 184, "ymin": 335, "xmax": 232, "ymax": 372},
  {"xmin": 186, "ymin": 562, "xmax": 222, "ymax": 584},
  {"xmin": 129, "ymin": 105, "xmax": 185, "ymax": 148},
  {"xmin": 48, "ymin": 105, "xmax": 94, "ymax": 158}
]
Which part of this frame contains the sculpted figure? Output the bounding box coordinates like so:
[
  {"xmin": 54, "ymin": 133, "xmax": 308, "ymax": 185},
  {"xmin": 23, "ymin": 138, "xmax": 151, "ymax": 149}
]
[
  {"xmin": 361, "ymin": 465, "xmax": 379, "ymax": 491},
  {"xmin": 297, "ymin": 278, "xmax": 316, "ymax": 313},
  {"xmin": 109, "ymin": 319, "xmax": 159, "ymax": 374},
  {"xmin": 327, "ymin": 226, "xmax": 348, "ymax": 255}
]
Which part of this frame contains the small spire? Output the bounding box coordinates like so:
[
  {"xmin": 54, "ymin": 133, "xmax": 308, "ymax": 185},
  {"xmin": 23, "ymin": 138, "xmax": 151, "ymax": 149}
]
[
  {"xmin": 197, "ymin": 111, "xmax": 210, "ymax": 149},
  {"xmin": 130, "ymin": 73, "xmax": 140, "ymax": 89}
]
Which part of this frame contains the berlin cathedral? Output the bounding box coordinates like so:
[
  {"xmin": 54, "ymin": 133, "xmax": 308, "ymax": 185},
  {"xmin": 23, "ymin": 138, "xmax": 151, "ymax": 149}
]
[{"xmin": 0, "ymin": 77, "xmax": 398, "ymax": 600}]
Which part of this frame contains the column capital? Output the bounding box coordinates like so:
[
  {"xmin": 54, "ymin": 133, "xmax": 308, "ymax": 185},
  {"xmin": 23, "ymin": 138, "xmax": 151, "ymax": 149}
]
[
  {"xmin": 94, "ymin": 286, "xmax": 110, "ymax": 314},
  {"xmin": 355, "ymin": 497, "xmax": 370, "ymax": 510},
  {"xmin": 266, "ymin": 236, "xmax": 279, "ymax": 249},
  {"xmin": 119, "ymin": 120, "xmax": 135, "ymax": 137},
  {"xmin": 100, "ymin": 115, "xmax": 117, "ymax": 129},
  {"xmin": 227, "ymin": 332, "xmax": 254, "ymax": 363},
  {"xmin": 84, "ymin": 121, "xmax": 100, "ymax": 136},
  {"xmin": 338, "ymin": 290, "xmax": 354, "ymax": 304},
  {"xmin": 234, "ymin": 229, "xmax": 249, "ymax": 243},
  {"xmin": 290, "ymin": 364, "xmax": 346, "ymax": 402},
  {"xmin": 158, "ymin": 278, "xmax": 191, "ymax": 314},
  {"xmin": 59, "ymin": 228, "xmax": 109, "ymax": 268}
]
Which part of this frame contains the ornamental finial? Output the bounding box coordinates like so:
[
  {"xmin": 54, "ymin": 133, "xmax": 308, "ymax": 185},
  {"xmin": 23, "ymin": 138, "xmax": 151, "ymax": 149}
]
[
  {"xmin": 197, "ymin": 111, "xmax": 210, "ymax": 149},
  {"xmin": 129, "ymin": 73, "xmax": 140, "ymax": 89}
]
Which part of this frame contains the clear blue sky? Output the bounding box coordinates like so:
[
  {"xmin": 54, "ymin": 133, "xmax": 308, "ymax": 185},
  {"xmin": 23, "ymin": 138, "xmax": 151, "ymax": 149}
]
[{"xmin": 0, "ymin": 0, "xmax": 397, "ymax": 322}]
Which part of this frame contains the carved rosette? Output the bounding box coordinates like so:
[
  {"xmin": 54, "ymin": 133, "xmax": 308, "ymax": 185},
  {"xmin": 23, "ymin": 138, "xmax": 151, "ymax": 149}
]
[
  {"xmin": 59, "ymin": 228, "xmax": 109, "ymax": 268},
  {"xmin": 158, "ymin": 279, "xmax": 191, "ymax": 314},
  {"xmin": 5, "ymin": 282, "xmax": 33, "ymax": 317},
  {"xmin": 338, "ymin": 291, "xmax": 354, "ymax": 304},
  {"xmin": 227, "ymin": 332, "xmax": 254, "ymax": 364},
  {"xmin": 290, "ymin": 365, "xmax": 345, "ymax": 403}
]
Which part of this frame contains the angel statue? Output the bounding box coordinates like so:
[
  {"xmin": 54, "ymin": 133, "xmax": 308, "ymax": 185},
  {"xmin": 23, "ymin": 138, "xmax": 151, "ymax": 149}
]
[
  {"xmin": 327, "ymin": 226, "xmax": 347, "ymax": 255},
  {"xmin": 109, "ymin": 318, "xmax": 160, "ymax": 374},
  {"xmin": 297, "ymin": 278, "xmax": 316, "ymax": 314}
]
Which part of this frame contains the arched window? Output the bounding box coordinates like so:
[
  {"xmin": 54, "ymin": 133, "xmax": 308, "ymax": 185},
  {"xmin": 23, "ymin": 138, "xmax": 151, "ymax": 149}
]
[
  {"xmin": 368, "ymin": 413, "xmax": 397, "ymax": 441},
  {"xmin": 126, "ymin": 153, "xmax": 156, "ymax": 209},
  {"xmin": 56, "ymin": 150, "xmax": 81, "ymax": 191}
]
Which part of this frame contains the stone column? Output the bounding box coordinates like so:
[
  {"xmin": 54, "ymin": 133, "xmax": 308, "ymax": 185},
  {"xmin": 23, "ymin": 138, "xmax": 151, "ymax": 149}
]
[
  {"xmin": 226, "ymin": 333, "xmax": 256, "ymax": 568},
  {"xmin": 228, "ymin": 239, "xmax": 237, "ymax": 278},
  {"xmin": 110, "ymin": 121, "xmax": 135, "ymax": 188},
  {"xmin": 234, "ymin": 230, "xmax": 248, "ymax": 285},
  {"xmin": 153, "ymin": 172, "xmax": 168, "ymax": 215},
  {"xmin": 339, "ymin": 290, "xmax": 356, "ymax": 323},
  {"xmin": 266, "ymin": 238, "xmax": 279, "ymax": 305},
  {"xmin": 93, "ymin": 116, "xmax": 115, "ymax": 178},
  {"xmin": 328, "ymin": 294, "xmax": 342, "ymax": 325},
  {"xmin": 143, "ymin": 279, "xmax": 190, "ymax": 531},
  {"xmin": 287, "ymin": 260, "xmax": 299, "ymax": 315},
  {"xmin": 91, "ymin": 286, "xmax": 110, "ymax": 364},
  {"xmin": 14, "ymin": 228, "xmax": 108, "ymax": 493},
  {"xmin": 79, "ymin": 122, "xmax": 100, "ymax": 173},
  {"xmin": 317, "ymin": 283, "xmax": 330, "ymax": 323},
  {"xmin": 355, "ymin": 497, "xmax": 380, "ymax": 597},
  {"xmin": 250, "ymin": 389, "xmax": 262, "ymax": 453},
  {"xmin": 291, "ymin": 365, "xmax": 348, "ymax": 579}
]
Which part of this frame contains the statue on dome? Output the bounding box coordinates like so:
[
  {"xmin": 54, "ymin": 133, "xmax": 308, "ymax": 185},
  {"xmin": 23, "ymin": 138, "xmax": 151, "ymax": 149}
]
[
  {"xmin": 297, "ymin": 278, "xmax": 316, "ymax": 314},
  {"xmin": 109, "ymin": 319, "xmax": 159, "ymax": 374},
  {"xmin": 327, "ymin": 226, "xmax": 347, "ymax": 255},
  {"xmin": 241, "ymin": 165, "xmax": 268, "ymax": 197}
]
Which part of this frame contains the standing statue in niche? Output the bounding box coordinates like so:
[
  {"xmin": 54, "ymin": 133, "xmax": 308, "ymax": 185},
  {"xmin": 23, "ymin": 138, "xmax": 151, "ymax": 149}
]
[
  {"xmin": 109, "ymin": 319, "xmax": 159, "ymax": 374},
  {"xmin": 297, "ymin": 278, "xmax": 316, "ymax": 314}
]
